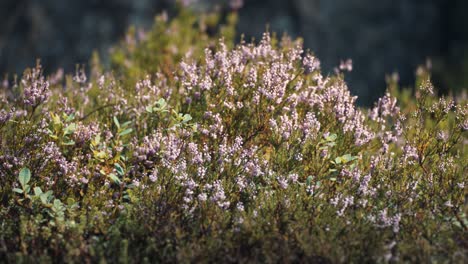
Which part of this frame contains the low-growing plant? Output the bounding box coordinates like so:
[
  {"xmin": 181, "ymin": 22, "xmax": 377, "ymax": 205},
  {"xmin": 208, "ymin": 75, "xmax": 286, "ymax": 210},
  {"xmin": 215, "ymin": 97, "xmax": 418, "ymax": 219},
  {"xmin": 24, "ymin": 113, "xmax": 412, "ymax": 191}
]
[{"xmin": 0, "ymin": 5, "xmax": 467, "ymax": 263}]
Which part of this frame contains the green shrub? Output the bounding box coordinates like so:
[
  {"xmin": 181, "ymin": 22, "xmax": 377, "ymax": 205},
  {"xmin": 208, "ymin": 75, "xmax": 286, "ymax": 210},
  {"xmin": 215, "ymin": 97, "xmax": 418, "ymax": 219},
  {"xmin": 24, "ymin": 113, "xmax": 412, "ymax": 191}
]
[{"xmin": 0, "ymin": 6, "xmax": 466, "ymax": 263}]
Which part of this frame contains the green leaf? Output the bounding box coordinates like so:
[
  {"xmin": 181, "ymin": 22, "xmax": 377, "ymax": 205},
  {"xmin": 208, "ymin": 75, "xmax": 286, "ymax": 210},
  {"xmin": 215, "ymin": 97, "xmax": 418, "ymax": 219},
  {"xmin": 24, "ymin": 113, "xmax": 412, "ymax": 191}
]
[
  {"xmin": 126, "ymin": 183, "xmax": 136, "ymax": 189},
  {"xmin": 182, "ymin": 114, "xmax": 192, "ymax": 123},
  {"xmin": 325, "ymin": 134, "xmax": 337, "ymax": 142},
  {"xmin": 114, "ymin": 163, "xmax": 124, "ymax": 176},
  {"xmin": 113, "ymin": 116, "xmax": 120, "ymax": 129},
  {"xmin": 33, "ymin": 187, "xmax": 43, "ymax": 196},
  {"xmin": 340, "ymin": 154, "xmax": 355, "ymax": 163},
  {"xmin": 13, "ymin": 188, "xmax": 23, "ymax": 194},
  {"xmin": 94, "ymin": 151, "xmax": 107, "ymax": 160},
  {"xmin": 45, "ymin": 190, "xmax": 53, "ymax": 199},
  {"xmin": 121, "ymin": 121, "xmax": 132, "ymax": 128},
  {"xmin": 63, "ymin": 123, "xmax": 76, "ymax": 135},
  {"xmin": 118, "ymin": 128, "xmax": 133, "ymax": 136},
  {"xmin": 18, "ymin": 168, "xmax": 31, "ymax": 188},
  {"xmin": 66, "ymin": 198, "xmax": 76, "ymax": 206},
  {"xmin": 53, "ymin": 199, "xmax": 63, "ymax": 208},
  {"xmin": 145, "ymin": 105, "xmax": 153, "ymax": 113},
  {"xmin": 156, "ymin": 98, "xmax": 167, "ymax": 108},
  {"xmin": 108, "ymin": 173, "xmax": 121, "ymax": 184},
  {"xmin": 51, "ymin": 113, "xmax": 61, "ymax": 125},
  {"xmin": 65, "ymin": 113, "xmax": 75, "ymax": 122},
  {"xmin": 62, "ymin": 140, "xmax": 76, "ymax": 146},
  {"xmin": 40, "ymin": 194, "xmax": 48, "ymax": 204},
  {"xmin": 92, "ymin": 134, "xmax": 101, "ymax": 146},
  {"xmin": 306, "ymin": 176, "xmax": 313, "ymax": 185}
]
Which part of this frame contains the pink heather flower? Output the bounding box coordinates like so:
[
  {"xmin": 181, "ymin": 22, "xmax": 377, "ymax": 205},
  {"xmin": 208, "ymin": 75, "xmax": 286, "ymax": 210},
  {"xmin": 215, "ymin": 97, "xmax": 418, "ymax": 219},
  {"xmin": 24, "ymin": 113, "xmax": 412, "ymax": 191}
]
[
  {"xmin": 211, "ymin": 180, "xmax": 230, "ymax": 209},
  {"xmin": 341, "ymin": 168, "xmax": 362, "ymax": 183},
  {"xmin": 394, "ymin": 118, "xmax": 403, "ymax": 136},
  {"xmin": 0, "ymin": 109, "xmax": 12, "ymax": 124},
  {"xmin": 419, "ymin": 78, "xmax": 434, "ymax": 95},
  {"xmin": 337, "ymin": 196, "xmax": 354, "ymax": 217},
  {"xmin": 72, "ymin": 67, "xmax": 87, "ymax": 84},
  {"xmin": 339, "ymin": 59, "xmax": 353, "ymax": 72},
  {"xmin": 98, "ymin": 75, "xmax": 105, "ymax": 88},
  {"xmin": 22, "ymin": 65, "xmax": 50, "ymax": 107},
  {"xmin": 430, "ymin": 98, "xmax": 455, "ymax": 114},
  {"xmin": 358, "ymin": 173, "xmax": 373, "ymax": 195},
  {"xmin": 2, "ymin": 78, "xmax": 8, "ymax": 89},
  {"xmin": 49, "ymin": 68, "xmax": 64, "ymax": 85},
  {"xmin": 198, "ymin": 192, "xmax": 208, "ymax": 202},
  {"xmin": 236, "ymin": 202, "xmax": 245, "ymax": 212},
  {"xmin": 288, "ymin": 173, "xmax": 299, "ymax": 184},
  {"xmin": 303, "ymin": 54, "xmax": 320, "ymax": 74},
  {"xmin": 370, "ymin": 93, "xmax": 399, "ymax": 124},
  {"xmin": 149, "ymin": 169, "xmax": 158, "ymax": 183},
  {"xmin": 436, "ymin": 131, "xmax": 448, "ymax": 142},
  {"xmin": 277, "ymin": 176, "xmax": 288, "ymax": 189},
  {"xmin": 179, "ymin": 60, "xmax": 199, "ymax": 91},
  {"xmin": 320, "ymin": 148, "xmax": 328, "ymax": 158},
  {"xmin": 403, "ymin": 145, "xmax": 419, "ymax": 163},
  {"xmin": 187, "ymin": 142, "xmax": 203, "ymax": 165},
  {"xmin": 444, "ymin": 200, "xmax": 453, "ymax": 208},
  {"xmin": 236, "ymin": 175, "xmax": 248, "ymax": 191},
  {"xmin": 294, "ymin": 153, "xmax": 303, "ymax": 161},
  {"xmin": 74, "ymin": 122, "xmax": 100, "ymax": 145},
  {"xmin": 302, "ymin": 112, "xmax": 321, "ymax": 140},
  {"xmin": 374, "ymin": 209, "xmax": 402, "ymax": 233}
]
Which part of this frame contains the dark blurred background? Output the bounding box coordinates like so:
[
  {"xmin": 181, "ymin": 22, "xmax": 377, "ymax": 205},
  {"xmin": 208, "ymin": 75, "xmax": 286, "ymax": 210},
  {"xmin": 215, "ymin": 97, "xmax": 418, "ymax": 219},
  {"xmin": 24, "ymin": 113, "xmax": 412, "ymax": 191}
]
[{"xmin": 1, "ymin": 0, "xmax": 467, "ymax": 104}]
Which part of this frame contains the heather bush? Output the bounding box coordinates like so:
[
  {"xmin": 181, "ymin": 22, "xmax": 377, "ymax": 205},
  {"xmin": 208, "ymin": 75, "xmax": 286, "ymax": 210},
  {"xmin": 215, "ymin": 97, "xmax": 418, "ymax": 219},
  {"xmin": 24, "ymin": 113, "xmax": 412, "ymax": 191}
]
[{"xmin": 0, "ymin": 7, "xmax": 467, "ymax": 264}]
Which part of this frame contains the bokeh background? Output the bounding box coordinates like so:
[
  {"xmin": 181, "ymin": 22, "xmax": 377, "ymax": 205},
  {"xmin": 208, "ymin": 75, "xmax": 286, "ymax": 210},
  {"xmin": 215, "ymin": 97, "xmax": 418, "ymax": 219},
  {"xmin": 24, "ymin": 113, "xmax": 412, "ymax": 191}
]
[{"xmin": 1, "ymin": 0, "xmax": 467, "ymax": 104}]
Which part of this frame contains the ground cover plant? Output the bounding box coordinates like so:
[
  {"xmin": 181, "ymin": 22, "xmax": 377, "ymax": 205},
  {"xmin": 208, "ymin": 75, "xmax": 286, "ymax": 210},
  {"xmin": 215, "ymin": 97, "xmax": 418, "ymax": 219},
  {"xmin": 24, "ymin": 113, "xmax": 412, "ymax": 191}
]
[{"xmin": 0, "ymin": 5, "xmax": 467, "ymax": 263}]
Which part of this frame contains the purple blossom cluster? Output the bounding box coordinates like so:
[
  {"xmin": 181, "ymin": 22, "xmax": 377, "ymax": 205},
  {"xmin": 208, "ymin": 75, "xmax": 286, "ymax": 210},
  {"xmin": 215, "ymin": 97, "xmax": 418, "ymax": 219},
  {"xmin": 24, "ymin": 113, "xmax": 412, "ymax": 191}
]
[
  {"xmin": 22, "ymin": 65, "xmax": 50, "ymax": 107},
  {"xmin": 178, "ymin": 33, "xmax": 375, "ymax": 148}
]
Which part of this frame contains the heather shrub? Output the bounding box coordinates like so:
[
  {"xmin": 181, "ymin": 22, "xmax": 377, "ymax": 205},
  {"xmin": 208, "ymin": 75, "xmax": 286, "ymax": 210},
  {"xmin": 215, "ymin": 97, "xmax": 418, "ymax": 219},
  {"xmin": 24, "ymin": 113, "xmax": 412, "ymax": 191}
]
[
  {"xmin": 0, "ymin": 7, "xmax": 467, "ymax": 263},
  {"xmin": 109, "ymin": 6, "xmax": 237, "ymax": 86}
]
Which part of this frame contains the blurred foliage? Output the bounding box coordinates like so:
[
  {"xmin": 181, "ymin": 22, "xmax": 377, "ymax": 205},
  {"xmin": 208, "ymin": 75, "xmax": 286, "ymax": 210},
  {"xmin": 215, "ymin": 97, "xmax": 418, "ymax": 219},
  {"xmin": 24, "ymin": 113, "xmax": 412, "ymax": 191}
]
[{"xmin": 108, "ymin": 6, "xmax": 237, "ymax": 88}]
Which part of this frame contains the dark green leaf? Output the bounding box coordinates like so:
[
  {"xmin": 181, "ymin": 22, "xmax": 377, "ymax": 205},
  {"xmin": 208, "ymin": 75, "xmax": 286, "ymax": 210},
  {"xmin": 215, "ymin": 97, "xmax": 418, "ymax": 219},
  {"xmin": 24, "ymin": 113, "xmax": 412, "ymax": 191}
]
[
  {"xmin": 114, "ymin": 163, "xmax": 125, "ymax": 175},
  {"xmin": 109, "ymin": 173, "xmax": 121, "ymax": 184}
]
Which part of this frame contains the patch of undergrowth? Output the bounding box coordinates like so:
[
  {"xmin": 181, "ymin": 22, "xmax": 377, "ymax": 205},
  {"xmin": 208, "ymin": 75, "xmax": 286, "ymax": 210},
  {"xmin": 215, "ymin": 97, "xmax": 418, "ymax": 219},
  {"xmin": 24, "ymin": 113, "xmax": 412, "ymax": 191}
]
[{"xmin": 0, "ymin": 5, "xmax": 467, "ymax": 264}]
